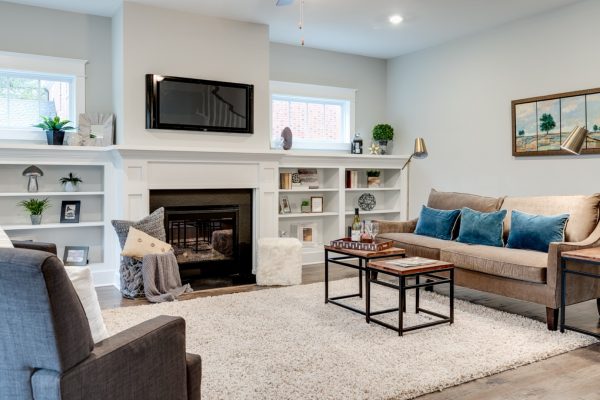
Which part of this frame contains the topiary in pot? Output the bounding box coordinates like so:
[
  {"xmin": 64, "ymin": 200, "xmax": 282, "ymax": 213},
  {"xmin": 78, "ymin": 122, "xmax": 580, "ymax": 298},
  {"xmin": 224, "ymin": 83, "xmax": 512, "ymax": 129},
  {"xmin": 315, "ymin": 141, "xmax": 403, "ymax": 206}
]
[
  {"xmin": 34, "ymin": 116, "xmax": 75, "ymax": 146},
  {"xmin": 366, "ymin": 170, "xmax": 381, "ymax": 188},
  {"xmin": 301, "ymin": 199, "xmax": 311, "ymax": 213},
  {"xmin": 372, "ymin": 124, "xmax": 394, "ymax": 155}
]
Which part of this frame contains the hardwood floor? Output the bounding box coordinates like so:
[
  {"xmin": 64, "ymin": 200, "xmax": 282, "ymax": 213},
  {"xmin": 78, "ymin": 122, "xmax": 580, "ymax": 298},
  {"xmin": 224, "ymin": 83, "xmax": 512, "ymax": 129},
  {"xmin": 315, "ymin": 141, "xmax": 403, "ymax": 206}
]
[{"xmin": 97, "ymin": 264, "xmax": 600, "ymax": 399}]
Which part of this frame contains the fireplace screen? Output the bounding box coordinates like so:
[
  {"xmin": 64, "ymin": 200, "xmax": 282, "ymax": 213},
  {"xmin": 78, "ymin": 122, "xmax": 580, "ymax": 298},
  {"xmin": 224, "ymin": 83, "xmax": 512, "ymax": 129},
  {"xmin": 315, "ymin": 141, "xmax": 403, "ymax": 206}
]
[{"xmin": 164, "ymin": 206, "xmax": 239, "ymax": 265}]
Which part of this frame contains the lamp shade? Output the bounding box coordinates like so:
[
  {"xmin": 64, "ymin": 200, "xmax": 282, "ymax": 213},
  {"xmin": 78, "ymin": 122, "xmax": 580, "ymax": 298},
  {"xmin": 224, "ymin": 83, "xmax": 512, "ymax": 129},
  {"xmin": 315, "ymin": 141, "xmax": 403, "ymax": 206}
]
[
  {"xmin": 413, "ymin": 137, "xmax": 428, "ymax": 159},
  {"xmin": 561, "ymin": 126, "xmax": 588, "ymax": 155}
]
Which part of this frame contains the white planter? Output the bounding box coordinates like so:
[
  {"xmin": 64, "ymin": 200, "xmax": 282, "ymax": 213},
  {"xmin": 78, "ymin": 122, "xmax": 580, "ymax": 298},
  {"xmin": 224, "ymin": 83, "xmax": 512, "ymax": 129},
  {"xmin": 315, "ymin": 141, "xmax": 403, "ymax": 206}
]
[{"xmin": 64, "ymin": 182, "xmax": 78, "ymax": 192}]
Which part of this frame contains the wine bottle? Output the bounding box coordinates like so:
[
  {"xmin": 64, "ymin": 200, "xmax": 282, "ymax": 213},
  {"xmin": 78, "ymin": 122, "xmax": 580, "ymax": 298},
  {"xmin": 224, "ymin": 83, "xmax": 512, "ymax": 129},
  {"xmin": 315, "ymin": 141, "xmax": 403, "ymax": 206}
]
[{"xmin": 351, "ymin": 208, "xmax": 361, "ymax": 241}]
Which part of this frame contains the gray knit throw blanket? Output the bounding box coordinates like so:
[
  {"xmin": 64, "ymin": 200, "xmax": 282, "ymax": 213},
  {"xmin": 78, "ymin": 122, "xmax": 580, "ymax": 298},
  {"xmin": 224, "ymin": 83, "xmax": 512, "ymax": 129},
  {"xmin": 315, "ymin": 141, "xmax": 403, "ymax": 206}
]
[{"xmin": 142, "ymin": 253, "xmax": 193, "ymax": 303}]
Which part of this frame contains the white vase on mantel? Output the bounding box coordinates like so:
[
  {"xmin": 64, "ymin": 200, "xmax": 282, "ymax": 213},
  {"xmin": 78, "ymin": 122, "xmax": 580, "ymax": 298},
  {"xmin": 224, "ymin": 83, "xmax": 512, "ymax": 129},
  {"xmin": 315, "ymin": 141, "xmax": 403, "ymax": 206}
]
[{"xmin": 64, "ymin": 182, "xmax": 77, "ymax": 192}]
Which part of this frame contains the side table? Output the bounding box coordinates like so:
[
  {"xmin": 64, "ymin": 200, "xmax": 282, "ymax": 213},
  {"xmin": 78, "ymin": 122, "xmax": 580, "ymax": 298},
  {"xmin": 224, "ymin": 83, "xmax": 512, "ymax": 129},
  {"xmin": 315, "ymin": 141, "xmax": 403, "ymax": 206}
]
[{"xmin": 560, "ymin": 247, "xmax": 600, "ymax": 339}]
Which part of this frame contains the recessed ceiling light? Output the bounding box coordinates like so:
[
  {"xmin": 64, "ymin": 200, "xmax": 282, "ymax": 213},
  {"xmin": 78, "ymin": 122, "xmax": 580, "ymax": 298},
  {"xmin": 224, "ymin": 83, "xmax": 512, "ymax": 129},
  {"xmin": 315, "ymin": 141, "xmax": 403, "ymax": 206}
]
[{"xmin": 389, "ymin": 15, "xmax": 403, "ymax": 25}]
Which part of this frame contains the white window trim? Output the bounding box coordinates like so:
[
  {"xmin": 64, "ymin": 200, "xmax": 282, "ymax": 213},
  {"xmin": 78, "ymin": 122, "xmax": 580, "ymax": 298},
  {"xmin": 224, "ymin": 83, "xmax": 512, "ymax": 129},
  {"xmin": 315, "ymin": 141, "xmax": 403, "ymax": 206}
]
[
  {"xmin": 0, "ymin": 51, "xmax": 87, "ymax": 142},
  {"xmin": 270, "ymin": 80, "xmax": 356, "ymax": 151}
]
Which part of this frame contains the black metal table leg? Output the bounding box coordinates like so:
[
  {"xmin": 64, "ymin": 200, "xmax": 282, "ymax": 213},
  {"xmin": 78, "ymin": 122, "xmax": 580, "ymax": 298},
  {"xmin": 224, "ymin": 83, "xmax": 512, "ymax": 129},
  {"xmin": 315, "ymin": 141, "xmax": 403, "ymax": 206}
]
[
  {"xmin": 415, "ymin": 274, "xmax": 420, "ymax": 314},
  {"xmin": 325, "ymin": 249, "xmax": 329, "ymax": 304},
  {"xmin": 366, "ymin": 268, "xmax": 371, "ymax": 323},
  {"xmin": 449, "ymin": 269, "xmax": 454, "ymax": 324},
  {"xmin": 358, "ymin": 258, "xmax": 363, "ymax": 298},
  {"xmin": 560, "ymin": 258, "xmax": 566, "ymax": 333},
  {"xmin": 398, "ymin": 276, "xmax": 405, "ymax": 336}
]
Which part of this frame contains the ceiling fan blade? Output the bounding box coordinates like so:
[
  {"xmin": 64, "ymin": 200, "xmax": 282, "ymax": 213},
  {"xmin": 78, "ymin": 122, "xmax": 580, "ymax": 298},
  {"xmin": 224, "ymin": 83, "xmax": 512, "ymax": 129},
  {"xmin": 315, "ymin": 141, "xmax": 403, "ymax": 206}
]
[{"xmin": 276, "ymin": 0, "xmax": 294, "ymax": 6}]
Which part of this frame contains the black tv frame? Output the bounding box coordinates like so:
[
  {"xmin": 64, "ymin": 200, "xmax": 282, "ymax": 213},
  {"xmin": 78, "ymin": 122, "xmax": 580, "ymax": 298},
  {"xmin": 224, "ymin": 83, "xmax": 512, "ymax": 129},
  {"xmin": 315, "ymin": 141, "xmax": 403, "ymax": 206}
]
[{"xmin": 145, "ymin": 74, "xmax": 254, "ymax": 134}]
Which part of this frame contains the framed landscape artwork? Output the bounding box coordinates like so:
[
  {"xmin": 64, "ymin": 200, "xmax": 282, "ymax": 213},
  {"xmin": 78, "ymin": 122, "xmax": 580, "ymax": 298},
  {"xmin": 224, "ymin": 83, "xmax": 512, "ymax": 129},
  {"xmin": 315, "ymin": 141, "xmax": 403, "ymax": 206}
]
[{"xmin": 512, "ymin": 87, "xmax": 600, "ymax": 156}]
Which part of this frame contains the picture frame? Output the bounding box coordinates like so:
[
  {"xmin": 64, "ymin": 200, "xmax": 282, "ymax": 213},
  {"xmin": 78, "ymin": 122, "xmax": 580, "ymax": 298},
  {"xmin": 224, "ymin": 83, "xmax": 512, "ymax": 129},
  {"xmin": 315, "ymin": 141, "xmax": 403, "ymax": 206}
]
[
  {"xmin": 311, "ymin": 196, "xmax": 324, "ymax": 213},
  {"xmin": 280, "ymin": 195, "xmax": 292, "ymax": 214},
  {"xmin": 63, "ymin": 246, "xmax": 89, "ymax": 266},
  {"xmin": 291, "ymin": 222, "xmax": 319, "ymax": 247},
  {"xmin": 78, "ymin": 113, "xmax": 115, "ymax": 146},
  {"xmin": 512, "ymin": 87, "xmax": 600, "ymax": 156},
  {"xmin": 60, "ymin": 200, "xmax": 81, "ymax": 223}
]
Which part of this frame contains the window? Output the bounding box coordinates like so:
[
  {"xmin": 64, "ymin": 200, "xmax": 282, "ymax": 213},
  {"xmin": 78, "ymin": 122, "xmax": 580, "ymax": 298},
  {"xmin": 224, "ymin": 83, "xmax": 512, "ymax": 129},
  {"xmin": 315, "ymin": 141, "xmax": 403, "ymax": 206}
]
[
  {"xmin": 0, "ymin": 51, "xmax": 86, "ymax": 142},
  {"xmin": 271, "ymin": 81, "xmax": 355, "ymax": 151}
]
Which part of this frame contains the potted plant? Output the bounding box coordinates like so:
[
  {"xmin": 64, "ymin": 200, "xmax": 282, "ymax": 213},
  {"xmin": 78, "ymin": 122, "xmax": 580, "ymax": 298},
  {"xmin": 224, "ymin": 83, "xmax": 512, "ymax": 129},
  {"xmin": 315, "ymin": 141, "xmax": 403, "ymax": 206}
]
[
  {"xmin": 18, "ymin": 198, "xmax": 51, "ymax": 225},
  {"xmin": 372, "ymin": 124, "xmax": 394, "ymax": 155},
  {"xmin": 366, "ymin": 170, "xmax": 381, "ymax": 188},
  {"xmin": 34, "ymin": 116, "xmax": 75, "ymax": 146},
  {"xmin": 301, "ymin": 199, "xmax": 311, "ymax": 213},
  {"xmin": 59, "ymin": 173, "xmax": 83, "ymax": 192}
]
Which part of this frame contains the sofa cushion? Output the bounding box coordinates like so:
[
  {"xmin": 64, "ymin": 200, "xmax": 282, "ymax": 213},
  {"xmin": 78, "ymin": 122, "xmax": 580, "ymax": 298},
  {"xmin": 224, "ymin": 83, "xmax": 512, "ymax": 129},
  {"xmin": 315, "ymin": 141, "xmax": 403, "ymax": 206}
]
[
  {"xmin": 501, "ymin": 194, "xmax": 600, "ymax": 243},
  {"xmin": 378, "ymin": 232, "xmax": 461, "ymax": 259},
  {"xmin": 506, "ymin": 210, "xmax": 569, "ymax": 252},
  {"xmin": 414, "ymin": 206, "xmax": 461, "ymax": 240},
  {"xmin": 427, "ymin": 189, "xmax": 504, "ymax": 212},
  {"xmin": 456, "ymin": 208, "xmax": 507, "ymax": 247},
  {"xmin": 440, "ymin": 245, "xmax": 548, "ymax": 283}
]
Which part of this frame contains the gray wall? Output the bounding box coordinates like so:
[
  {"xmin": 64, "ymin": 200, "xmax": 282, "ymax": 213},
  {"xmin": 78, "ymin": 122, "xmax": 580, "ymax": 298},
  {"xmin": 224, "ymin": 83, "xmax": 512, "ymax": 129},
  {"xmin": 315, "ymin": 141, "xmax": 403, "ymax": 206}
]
[
  {"xmin": 386, "ymin": 0, "xmax": 600, "ymax": 218},
  {"xmin": 0, "ymin": 1, "xmax": 113, "ymax": 114},
  {"xmin": 270, "ymin": 43, "xmax": 388, "ymax": 150}
]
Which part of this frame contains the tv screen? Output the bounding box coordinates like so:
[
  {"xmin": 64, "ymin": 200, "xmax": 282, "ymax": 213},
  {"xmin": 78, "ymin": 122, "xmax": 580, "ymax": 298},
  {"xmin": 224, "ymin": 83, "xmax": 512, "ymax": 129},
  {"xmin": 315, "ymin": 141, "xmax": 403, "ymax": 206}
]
[{"xmin": 146, "ymin": 74, "xmax": 253, "ymax": 134}]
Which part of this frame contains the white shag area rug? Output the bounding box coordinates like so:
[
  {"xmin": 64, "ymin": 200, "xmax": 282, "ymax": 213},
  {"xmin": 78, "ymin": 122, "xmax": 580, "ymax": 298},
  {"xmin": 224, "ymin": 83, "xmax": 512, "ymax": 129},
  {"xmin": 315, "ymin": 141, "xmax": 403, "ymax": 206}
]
[{"xmin": 102, "ymin": 278, "xmax": 594, "ymax": 400}]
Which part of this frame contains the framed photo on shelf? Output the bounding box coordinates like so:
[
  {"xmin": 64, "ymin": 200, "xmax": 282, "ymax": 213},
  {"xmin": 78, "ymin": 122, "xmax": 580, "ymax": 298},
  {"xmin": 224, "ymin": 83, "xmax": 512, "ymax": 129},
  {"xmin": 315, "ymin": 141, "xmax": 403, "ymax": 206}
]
[
  {"xmin": 291, "ymin": 222, "xmax": 319, "ymax": 247},
  {"xmin": 60, "ymin": 200, "xmax": 81, "ymax": 223},
  {"xmin": 63, "ymin": 246, "xmax": 89, "ymax": 266},
  {"xmin": 280, "ymin": 195, "xmax": 292, "ymax": 214},
  {"xmin": 311, "ymin": 196, "xmax": 324, "ymax": 213}
]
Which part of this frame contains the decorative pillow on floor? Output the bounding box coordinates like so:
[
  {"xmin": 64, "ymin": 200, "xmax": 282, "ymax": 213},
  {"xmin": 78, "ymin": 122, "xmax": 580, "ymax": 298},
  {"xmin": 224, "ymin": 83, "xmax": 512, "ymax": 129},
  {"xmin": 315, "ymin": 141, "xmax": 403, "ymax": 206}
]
[
  {"xmin": 64, "ymin": 266, "xmax": 110, "ymax": 343},
  {"xmin": 507, "ymin": 210, "xmax": 569, "ymax": 252},
  {"xmin": 0, "ymin": 226, "xmax": 13, "ymax": 248},
  {"xmin": 457, "ymin": 207, "xmax": 507, "ymax": 247},
  {"xmin": 414, "ymin": 205, "xmax": 461, "ymax": 240},
  {"xmin": 121, "ymin": 227, "xmax": 172, "ymax": 259}
]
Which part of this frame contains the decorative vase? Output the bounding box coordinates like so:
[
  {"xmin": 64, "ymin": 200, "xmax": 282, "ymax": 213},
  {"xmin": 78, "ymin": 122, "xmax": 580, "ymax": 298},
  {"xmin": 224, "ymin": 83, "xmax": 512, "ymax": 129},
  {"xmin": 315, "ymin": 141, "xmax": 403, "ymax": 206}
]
[
  {"xmin": 367, "ymin": 177, "xmax": 381, "ymax": 188},
  {"xmin": 46, "ymin": 130, "xmax": 65, "ymax": 146},
  {"xmin": 377, "ymin": 140, "xmax": 392, "ymax": 155},
  {"xmin": 30, "ymin": 215, "xmax": 42, "ymax": 225},
  {"xmin": 64, "ymin": 182, "xmax": 77, "ymax": 192}
]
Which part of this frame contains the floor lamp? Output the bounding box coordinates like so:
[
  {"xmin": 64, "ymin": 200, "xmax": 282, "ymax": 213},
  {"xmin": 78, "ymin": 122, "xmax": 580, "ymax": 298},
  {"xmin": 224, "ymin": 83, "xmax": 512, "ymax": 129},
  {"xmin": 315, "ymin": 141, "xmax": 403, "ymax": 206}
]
[{"xmin": 400, "ymin": 138, "xmax": 428, "ymax": 219}]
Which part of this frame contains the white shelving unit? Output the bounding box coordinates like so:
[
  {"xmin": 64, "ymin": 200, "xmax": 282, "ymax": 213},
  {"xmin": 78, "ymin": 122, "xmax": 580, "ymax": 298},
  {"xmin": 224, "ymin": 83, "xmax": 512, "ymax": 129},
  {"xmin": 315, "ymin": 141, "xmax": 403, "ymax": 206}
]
[{"xmin": 277, "ymin": 160, "xmax": 408, "ymax": 264}]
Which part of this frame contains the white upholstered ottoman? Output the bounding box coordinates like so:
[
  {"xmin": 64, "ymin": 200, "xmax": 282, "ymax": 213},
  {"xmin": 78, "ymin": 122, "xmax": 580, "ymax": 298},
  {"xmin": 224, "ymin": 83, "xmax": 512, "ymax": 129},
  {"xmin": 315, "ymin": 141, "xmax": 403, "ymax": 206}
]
[{"xmin": 256, "ymin": 237, "xmax": 303, "ymax": 286}]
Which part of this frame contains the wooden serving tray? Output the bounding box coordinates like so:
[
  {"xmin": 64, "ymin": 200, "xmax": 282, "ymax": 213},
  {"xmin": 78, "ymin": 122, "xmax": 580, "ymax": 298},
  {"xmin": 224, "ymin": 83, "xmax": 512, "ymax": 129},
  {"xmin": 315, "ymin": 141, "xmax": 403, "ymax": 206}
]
[{"xmin": 329, "ymin": 238, "xmax": 393, "ymax": 252}]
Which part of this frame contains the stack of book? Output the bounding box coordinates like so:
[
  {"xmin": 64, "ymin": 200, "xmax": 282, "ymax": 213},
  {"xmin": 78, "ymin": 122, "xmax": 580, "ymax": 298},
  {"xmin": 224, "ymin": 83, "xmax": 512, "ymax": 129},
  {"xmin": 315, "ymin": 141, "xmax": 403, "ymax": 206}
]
[
  {"xmin": 345, "ymin": 170, "xmax": 359, "ymax": 188},
  {"xmin": 280, "ymin": 172, "xmax": 292, "ymax": 190}
]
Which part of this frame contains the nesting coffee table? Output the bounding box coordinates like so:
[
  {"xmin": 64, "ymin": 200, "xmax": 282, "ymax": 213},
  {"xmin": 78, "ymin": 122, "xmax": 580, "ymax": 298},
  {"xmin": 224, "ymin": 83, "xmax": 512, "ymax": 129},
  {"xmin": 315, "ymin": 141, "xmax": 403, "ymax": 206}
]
[
  {"xmin": 324, "ymin": 245, "xmax": 406, "ymax": 316},
  {"xmin": 367, "ymin": 258, "xmax": 454, "ymax": 336}
]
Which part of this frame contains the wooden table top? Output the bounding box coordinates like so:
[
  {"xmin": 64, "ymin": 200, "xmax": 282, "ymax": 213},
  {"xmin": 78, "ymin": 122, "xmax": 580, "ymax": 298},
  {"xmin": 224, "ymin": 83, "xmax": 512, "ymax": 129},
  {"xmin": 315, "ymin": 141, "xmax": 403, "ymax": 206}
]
[
  {"xmin": 324, "ymin": 245, "xmax": 406, "ymax": 258},
  {"xmin": 561, "ymin": 247, "xmax": 600, "ymax": 263},
  {"xmin": 368, "ymin": 257, "xmax": 454, "ymax": 276}
]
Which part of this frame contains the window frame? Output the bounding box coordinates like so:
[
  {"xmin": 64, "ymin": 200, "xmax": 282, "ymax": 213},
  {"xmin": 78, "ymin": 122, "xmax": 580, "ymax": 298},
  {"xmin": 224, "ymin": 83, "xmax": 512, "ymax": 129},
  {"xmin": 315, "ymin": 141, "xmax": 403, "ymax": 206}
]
[
  {"xmin": 270, "ymin": 80, "xmax": 356, "ymax": 151},
  {"xmin": 0, "ymin": 51, "xmax": 87, "ymax": 142}
]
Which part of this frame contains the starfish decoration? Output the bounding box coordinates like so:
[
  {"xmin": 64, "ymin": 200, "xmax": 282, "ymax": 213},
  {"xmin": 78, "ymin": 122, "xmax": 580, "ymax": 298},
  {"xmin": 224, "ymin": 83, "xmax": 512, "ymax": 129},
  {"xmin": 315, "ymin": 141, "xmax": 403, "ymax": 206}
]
[{"xmin": 368, "ymin": 143, "xmax": 381, "ymax": 155}]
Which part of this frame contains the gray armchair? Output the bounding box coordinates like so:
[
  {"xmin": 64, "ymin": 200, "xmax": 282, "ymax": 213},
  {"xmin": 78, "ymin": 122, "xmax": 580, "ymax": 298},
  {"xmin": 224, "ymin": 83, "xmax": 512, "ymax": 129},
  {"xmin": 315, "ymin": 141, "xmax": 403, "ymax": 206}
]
[{"xmin": 0, "ymin": 247, "xmax": 201, "ymax": 400}]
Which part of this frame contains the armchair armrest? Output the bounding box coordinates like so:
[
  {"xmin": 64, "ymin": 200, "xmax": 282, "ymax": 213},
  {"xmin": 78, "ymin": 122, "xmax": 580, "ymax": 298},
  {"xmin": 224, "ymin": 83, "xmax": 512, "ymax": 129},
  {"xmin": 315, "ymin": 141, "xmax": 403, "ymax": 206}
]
[
  {"xmin": 374, "ymin": 219, "xmax": 418, "ymax": 235},
  {"xmin": 12, "ymin": 241, "xmax": 57, "ymax": 255},
  {"xmin": 547, "ymin": 222, "xmax": 600, "ymax": 306},
  {"xmin": 54, "ymin": 315, "xmax": 195, "ymax": 400},
  {"xmin": 186, "ymin": 353, "xmax": 202, "ymax": 400}
]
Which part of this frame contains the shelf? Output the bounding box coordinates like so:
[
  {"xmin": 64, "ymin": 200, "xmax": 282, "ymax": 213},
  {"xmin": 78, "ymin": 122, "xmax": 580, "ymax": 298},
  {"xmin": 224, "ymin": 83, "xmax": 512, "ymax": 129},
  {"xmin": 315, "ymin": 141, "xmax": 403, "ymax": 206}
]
[
  {"xmin": 279, "ymin": 212, "xmax": 338, "ymax": 219},
  {"xmin": 0, "ymin": 191, "xmax": 104, "ymax": 197},
  {"xmin": 3, "ymin": 222, "xmax": 105, "ymax": 231},
  {"xmin": 345, "ymin": 187, "xmax": 400, "ymax": 192},
  {"xmin": 344, "ymin": 209, "xmax": 401, "ymax": 215},
  {"xmin": 279, "ymin": 188, "xmax": 338, "ymax": 193}
]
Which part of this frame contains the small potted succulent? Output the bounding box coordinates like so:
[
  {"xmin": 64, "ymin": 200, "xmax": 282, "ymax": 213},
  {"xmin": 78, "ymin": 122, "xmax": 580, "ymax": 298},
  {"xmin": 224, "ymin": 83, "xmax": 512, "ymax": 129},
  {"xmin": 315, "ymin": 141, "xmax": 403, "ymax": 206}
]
[
  {"xmin": 372, "ymin": 124, "xmax": 394, "ymax": 155},
  {"xmin": 18, "ymin": 198, "xmax": 51, "ymax": 225},
  {"xmin": 34, "ymin": 116, "xmax": 75, "ymax": 146},
  {"xmin": 366, "ymin": 170, "xmax": 381, "ymax": 188},
  {"xmin": 301, "ymin": 199, "xmax": 311, "ymax": 213},
  {"xmin": 59, "ymin": 173, "xmax": 83, "ymax": 192}
]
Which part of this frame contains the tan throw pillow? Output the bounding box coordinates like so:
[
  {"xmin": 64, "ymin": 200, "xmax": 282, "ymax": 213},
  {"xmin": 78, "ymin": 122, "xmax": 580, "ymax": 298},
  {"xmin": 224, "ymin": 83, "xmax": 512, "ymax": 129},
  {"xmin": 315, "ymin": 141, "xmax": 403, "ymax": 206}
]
[{"xmin": 121, "ymin": 227, "xmax": 172, "ymax": 259}]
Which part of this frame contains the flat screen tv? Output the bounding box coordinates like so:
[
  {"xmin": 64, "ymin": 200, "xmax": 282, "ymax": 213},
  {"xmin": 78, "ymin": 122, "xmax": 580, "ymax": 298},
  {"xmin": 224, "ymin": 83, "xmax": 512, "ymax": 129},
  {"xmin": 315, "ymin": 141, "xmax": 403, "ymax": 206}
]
[{"xmin": 146, "ymin": 74, "xmax": 254, "ymax": 134}]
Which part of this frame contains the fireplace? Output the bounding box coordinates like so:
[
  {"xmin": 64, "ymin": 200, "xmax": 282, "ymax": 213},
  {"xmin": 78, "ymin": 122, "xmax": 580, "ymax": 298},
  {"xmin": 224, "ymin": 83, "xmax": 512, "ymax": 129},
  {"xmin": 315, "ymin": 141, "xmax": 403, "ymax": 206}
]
[{"xmin": 150, "ymin": 189, "xmax": 254, "ymax": 289}]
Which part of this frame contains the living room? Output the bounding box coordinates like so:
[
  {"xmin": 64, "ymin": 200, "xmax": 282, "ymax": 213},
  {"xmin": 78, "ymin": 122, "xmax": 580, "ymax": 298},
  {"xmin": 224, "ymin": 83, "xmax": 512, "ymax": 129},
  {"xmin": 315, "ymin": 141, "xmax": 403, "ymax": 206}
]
[{"xmin": 0, "ymin": 0, "xmax": 599, "ymax": 399}]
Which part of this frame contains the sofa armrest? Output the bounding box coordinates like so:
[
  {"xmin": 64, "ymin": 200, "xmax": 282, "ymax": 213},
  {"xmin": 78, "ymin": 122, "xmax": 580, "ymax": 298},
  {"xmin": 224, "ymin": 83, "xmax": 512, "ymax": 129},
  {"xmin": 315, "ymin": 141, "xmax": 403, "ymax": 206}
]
[
  {"xmin": 186, "ymin": 353, "xmax": 202, "ymax": 400},
  {"xmin": 547, "ymin": 222, "xmax": 600, "ymax": 306},
  {"xmin": 57, "ymin": 316, "xmax": 193, "ymax": 400},
  {"xmin": 12, "ymin": 241, "xmax": 57, "ymax": 255},
  {"xmin": 374, "ymin": 219, "xmax": 418, "ymax": 234}
]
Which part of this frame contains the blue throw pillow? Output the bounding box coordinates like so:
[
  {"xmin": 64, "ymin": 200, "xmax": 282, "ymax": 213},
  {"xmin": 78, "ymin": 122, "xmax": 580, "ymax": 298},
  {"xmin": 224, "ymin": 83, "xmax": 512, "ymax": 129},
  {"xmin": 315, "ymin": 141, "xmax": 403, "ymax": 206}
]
[
  {"xmin": 507, "ymin": 210, "xmax": 569, "ymax": 253},
  {"xmin": 457, "ymin": 207, "xmax": 507, "ymax": 247},
  {"xmin": 414, "ymin": 206, "xmax": 461, "ymax": 240}
]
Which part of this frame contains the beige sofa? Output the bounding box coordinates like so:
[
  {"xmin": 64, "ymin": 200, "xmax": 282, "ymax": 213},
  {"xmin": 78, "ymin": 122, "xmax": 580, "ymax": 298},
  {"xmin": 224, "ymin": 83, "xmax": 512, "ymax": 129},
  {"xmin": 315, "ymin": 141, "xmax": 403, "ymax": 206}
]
[{"xmin": 377, "ymin": 189, "xmax": 600, "ymax": 330}]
